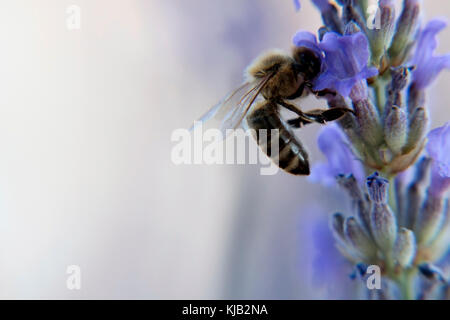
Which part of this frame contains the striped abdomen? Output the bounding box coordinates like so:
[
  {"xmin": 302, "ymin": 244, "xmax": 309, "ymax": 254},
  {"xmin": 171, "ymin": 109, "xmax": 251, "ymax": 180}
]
[{"xmin": 246, "ymin": 102, "xmax": 310, "ymax": 175}]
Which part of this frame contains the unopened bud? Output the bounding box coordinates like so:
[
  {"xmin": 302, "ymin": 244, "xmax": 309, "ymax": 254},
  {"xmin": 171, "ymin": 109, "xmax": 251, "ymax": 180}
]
[
  {"xmin": 344, "ymin": 217, "xmax": 377, "ymax": 260},
  {"xmin": 415, "ymin": 192, "xmax": 446, "ymax": 245},
  {"xmin": 404, "ymin": 157, "xmax": 432, "ymax": 229},
  {"xmin": 386, "ymin": 67, "xmax": 410, "ymax": 109},
  {"xmin": 343, "ymin": 5, "xmax": 366, "ymax": 34},
  {"xmin": 369, "ymin": 0, "xmax": 396, "ymax": 66},
  {"xmin": 320, "ymin": 3, "xmax": 344, "ymax": 34},
  {"xmin": 370, "ymin": 202, "xmax": 397, "ymax": 251},
  {"xmin": 331, "ymin": 212, "xmax": 346, "ymax": 243},
  {"xmin": 407, "ymin": 83, "xmax": 425, "ymax": 114},
  {"xmin": 388, "ymin": 0, "xmax": 420, "ymax": 66},
  {"xmin": 353, "ymin": 99, "xmax": 383, "ymax": 147},
  {"xmin": 393, "ymin": 228, "xmax": 416, "ymax": 268},
  {"xmin": 404, "ymin": 107, "xmax": 428, "ymax": 154},
  {"xmin": 384, "ymin": 106, "xmax": 407, "ymax": 154},
  {"xmin": 367, "ymin": 173, "xmax": 397, "ymax": 250},
  {"xmin": 337, "ymin": 174, "xmax": 372, "ymax": 234}
]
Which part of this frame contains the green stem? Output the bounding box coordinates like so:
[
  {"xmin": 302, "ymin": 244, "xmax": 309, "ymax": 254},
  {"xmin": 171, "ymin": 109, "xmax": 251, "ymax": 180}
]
[
  {"xmin": 398, "ymin": 269, "xmax": 417, "ymax": 300},
  {"xmin": 373, "ymin": 79, "xmax": 385, "ymax": 115}
]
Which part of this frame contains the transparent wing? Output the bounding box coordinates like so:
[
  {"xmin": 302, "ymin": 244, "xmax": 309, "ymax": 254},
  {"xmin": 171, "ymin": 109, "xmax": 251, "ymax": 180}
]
[{"xmin": 189, "ymin": 75, "xmax": 271, "ymax": 138}]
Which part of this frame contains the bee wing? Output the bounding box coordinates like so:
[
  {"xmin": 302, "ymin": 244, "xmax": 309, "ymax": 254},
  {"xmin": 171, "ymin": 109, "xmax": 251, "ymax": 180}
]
[{"xmin": 189, "ymin": 74, "xmax": 272, "ymax": 137}]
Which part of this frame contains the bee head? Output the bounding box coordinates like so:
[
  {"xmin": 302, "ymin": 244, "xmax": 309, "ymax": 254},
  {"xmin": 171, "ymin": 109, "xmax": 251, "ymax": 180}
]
[{"xmin": 292, "ymin": 47, "xmax": 322, "ymax": 81}]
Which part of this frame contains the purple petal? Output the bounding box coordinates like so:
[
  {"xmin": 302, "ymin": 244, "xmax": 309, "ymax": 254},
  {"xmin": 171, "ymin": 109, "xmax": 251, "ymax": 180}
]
[
  {"xmin": 292, "ymin": 30, "xmax": 321, "ymax": 53},
  {"xmin": 293, "ymin": 0, "xmax": 301, "ymax": 11},
  {"xmin": 313, "ymin": 32, "xmax": 378, "ymax": 97},
  {"xmin": 427, "ymin": 122, "xmax": 450, "ymax": 196},
  {"xmin": 293, "ymin": 30, "xmax": 318, "ymax": 46},
  {"xmin": 309, "ymin": 125, "xmax": 365, "ymax": 186},
  {"xmin": 411, "ymin": 19, "xmax": 450, "ymax": 89}
]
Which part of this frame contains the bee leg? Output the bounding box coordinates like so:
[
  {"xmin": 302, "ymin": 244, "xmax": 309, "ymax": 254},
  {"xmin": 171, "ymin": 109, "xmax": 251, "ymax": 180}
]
[
  {"xmin": 288, "ymin": 107, "xmax": 355, "ymax": 128},
  {"xmin": 287, "ymin": 117, "xmax": 314, "ymax": 128},
  {"xmin": 278, "ymin": 100, "xmax": 326, "ymax": 125},
  {"xmin": 304, "ymin": 107, "xmax": 355, "ymax": 124},
  {"xmin": 312, "ymin": 88, "xmax": 337, "ymax": 97},
  {"xmin": 277, "ymin": 100, "xmax": 311, "ymax": 120}
]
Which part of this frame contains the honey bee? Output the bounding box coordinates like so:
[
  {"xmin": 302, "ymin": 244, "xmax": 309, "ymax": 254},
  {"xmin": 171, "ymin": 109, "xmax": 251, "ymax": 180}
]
[{"xmin": 190, "ymin": 46, "xmax": 353, "ymax": 175}]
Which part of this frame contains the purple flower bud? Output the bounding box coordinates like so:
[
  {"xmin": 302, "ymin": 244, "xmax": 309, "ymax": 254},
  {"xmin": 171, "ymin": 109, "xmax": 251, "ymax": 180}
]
[
  {"xmin": 342, "ymin": 3, "xmax": 367, "ymax": 34},
  {"xmin": 386, "ymin": 67, "xmax": 410, "ymax": 109},
  {"xmin": 367, "ymin": 175, "xmax": 398, "ymax": 251},
  {"xmin": 388, "ymin": 0, "xmax": 420, "ymax": 66},
  {"xmin": 404, "ymin": 107, "xmax": 428, "ymax": 153},
  {"xmin": 411, "ymin": 19, "xmax": 450, "ymax": 90},
  {"xmin": 407, "ymin": 83, "xmax": 425, "ymax": 114},
  {"xmin": 314, "ymin": 32, "xmax": 378, "ymax": 97},
  {"xmin": 367, "ymin": 172, "xmax": 389, "ymax": 203},
  {"xmin": 384, "ymin": 106, "xmax": 407, "ymax": 154},
  {"xmin": 309, "ymin": 125, "xmax": 365, "ymax": 186},
  {"xmin": 394, "ymin": 170, "xmax": 409, "ymax": 227},
  {"xmin": 344, "ymin": 217, "xmax": 377, "ymax": 261},
  {"xmin": 330, "ymin": 212, "xmax": 346, "ymax": 243},
  {"xmin": 326, "ymin": 95, "xmax": 365, "ymax": 152},
  {"xmin": 427, "ymin": 123, "xmax": 450, "ymax": 197},
  {"xmin": 368, "ymin": 0, "xmax": 396, "ymax": 65},
  {"xmin": 313, "ymin": 1, "xmax": 344, "ymax": 34},
  {"xmin": 353, "ymin": 99, "xmax": 383, "ymax": 147},
  {"xmin": 415, "ymin": 191, "xmax": 446, "ymax": 245},
  {"xmin": 393, "ymin": 228, "xmax": 416, "ymax": 268},
  {"xmin": 349, "ymin": 80, "xmax": 368, "ymax": 102},
  {"xmin": 404, "ymin": 157, "xmax": 432, "ymax": 229},
  {"xmin": 293, "ymin": 0, "xmax": 301, "ymax": 11},
  {"xmin": 337, "ymin": 174, "xmax": 371, "ymax": 234},
  {"xmin": 337, "ymin": 174, "xmax": 364, "ymax": 201}
]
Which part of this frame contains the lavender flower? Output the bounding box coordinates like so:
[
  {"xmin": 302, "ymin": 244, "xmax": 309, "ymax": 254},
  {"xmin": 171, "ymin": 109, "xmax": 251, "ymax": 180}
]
[
  {"xmin": 314, "ymin": 32, "xmax": 378, "ymax": 97},
  {"xmin": 288, "ymin": 0, "xmax": 450, "ymax": 300},
  {"xmin": 327, "ymin": 167, "xmax": 449, "ymax": 299},
  {"xmin": 309, "ymin": 125, "xmax": 365, "ymax": 186},
  {"xmin": 411, "ymin": 20, "xmax": 450, "ymax": 90}
]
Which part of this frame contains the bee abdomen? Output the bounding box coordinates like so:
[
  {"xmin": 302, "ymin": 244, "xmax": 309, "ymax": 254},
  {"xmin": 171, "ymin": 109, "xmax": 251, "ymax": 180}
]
[{"xmin": 247, "ymin": 103, "xmax": 310, "ymax": 175}]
